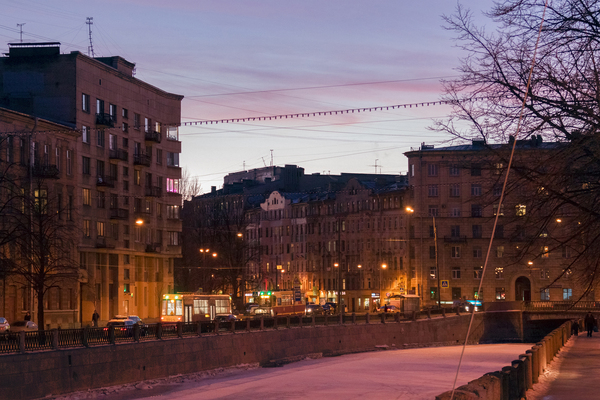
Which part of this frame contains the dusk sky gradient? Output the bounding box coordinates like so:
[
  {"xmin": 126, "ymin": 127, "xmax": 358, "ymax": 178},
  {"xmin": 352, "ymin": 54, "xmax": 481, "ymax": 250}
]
[{"xmin": 1, "ymin": 0, "xmax": 496, "ymax": 191}]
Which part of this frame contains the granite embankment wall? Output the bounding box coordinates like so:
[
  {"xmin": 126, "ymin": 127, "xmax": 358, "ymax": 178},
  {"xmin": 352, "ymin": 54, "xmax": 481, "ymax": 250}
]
[{"xmin": 0, "ymin": 311, "xmax": 564, "ymax": 400}]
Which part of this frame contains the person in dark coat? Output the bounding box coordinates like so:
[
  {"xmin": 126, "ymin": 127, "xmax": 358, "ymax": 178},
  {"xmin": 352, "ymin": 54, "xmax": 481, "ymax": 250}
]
[
  {"xmin": 571, "ymin": 320, "xmax": 579, "ymax": 336},
  {"xmin": 92, "ymin": 310, "xmax": 100, "ymax": 327},
  {"xmin": 584, "ymin": 312, "xmax": 596, "ymax": 337},
  {"xmin": 24, "ymin": 311, "xmax": 31, "ymax": 321}
]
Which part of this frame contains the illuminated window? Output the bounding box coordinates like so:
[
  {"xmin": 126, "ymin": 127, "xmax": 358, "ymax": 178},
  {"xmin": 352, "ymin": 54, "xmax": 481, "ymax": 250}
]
[
  {"xmin": 429, "ymin": 267, "xmax": 437, "ymax": 279},
  {"xmin": 495, "ymin": 267, "xmax": 504, "ymax": 279},
  {"xmin": 473, "ymin": 266, "xmax": 483, "ymax": 279},
  {"xmin": 83, "ymin": 220, "xmax": 91, "ymax": 237},
  {"xmin": 496, "ymin": 246, "xmax": 504, "ymax": 258},
  {"xmin": 167, "ymin": 178, "xmax": 180, "ymax": 194},
  {"xmin": 541, "ymin": 288, "xmax": 550, "ymax": 301},
  {"xmin": 493, "ymin": 204, "xmax": 504, "ymax": 216},
  {"xmin": 82, "ymin": 188, "xmax": 92, "ymax": 206},
  {"xmin": 495, "ymin": 287, "xmax": 506, "ymax": 300},
  {"xmin": 516, "ymin": 204, "xmax": 526, "ymax": 216},
  {"xmin": 541, "ymin": 246, "xmax": 550, "ymax": 258}
]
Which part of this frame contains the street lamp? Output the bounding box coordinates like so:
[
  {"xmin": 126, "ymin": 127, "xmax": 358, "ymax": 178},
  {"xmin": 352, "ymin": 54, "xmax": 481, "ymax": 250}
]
[{"xmin": 380, "ymin": 264, "xmax": 387, "ymax": 307}]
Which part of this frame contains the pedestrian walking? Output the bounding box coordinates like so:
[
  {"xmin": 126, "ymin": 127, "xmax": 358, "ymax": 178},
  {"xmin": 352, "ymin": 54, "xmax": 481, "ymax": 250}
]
[
  {"xmin": 584, "ymin": 312, "xmax": 596, "ymax": 337},
  {"xmin": 572, "ymin": 320, "xmax": 580, "ymax": 336},
  {"xmin": 24, "ymin": 311, "xmax": 31, "ymax": 321},
  {"xmin": 92, "ymin": 310, "xmax": 99, "ymax": 327}
]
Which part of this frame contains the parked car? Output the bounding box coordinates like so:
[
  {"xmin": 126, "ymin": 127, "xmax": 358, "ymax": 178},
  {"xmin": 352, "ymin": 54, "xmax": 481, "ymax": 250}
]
[
  {"xmin": 10, "ymin": 320, "xmax": 38, "ymax": 332},
  {"xmin": 378, "ymin": 304, "xmax": 400, "ymax": 313},
  {"xmin": 244, "ymin": 303, "xmax": 259, "ymax": 314},
  {"xmin": 214, "ymin": 314, "xmax": 238, "ymax": 323},
  {"xmin": 305, "ymin": 304, "xmax": 324, "ymax": 316},
  {"xmin": 105, "ymin": 318, "xmax": 147, "ymax": 337},
  {"xmin": 0, "ymin": 318, "xmax": 9, "ymax": 334},
  {"xmin": 249, "ymin": 306, "xmax": 274, "ymax": 317},
  {"xmin": 322, "ymin": 303, "xmax": 337, "ymax": 315}
]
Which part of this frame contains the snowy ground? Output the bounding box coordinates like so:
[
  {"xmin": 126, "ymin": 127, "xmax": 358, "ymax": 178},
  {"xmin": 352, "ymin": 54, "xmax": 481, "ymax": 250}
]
[{"xmin": 52, "ymin": 344, "xmax": 537, "ymax": 400}]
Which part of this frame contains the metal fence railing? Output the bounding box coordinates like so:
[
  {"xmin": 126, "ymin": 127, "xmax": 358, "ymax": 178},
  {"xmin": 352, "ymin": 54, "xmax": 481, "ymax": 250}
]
[{"xmin": 0, "ymin": 310, "xmax": 478, "ymax": 355}]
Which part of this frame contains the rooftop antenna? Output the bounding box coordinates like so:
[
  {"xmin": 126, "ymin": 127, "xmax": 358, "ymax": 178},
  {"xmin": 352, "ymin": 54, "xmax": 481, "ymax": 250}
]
[
  {"xmin": 16, "ymin": 23, "xmax": 25, "ymax": 42},
  {"xmin": 270, "ymin": 149, "xmax": 273, "ymax": 167},
  {"xmin": 369, "ymin": 159, "xmax": 381, "ymax": 174},
  {"xmin": 261, "ymin": 157, "xmax": 267, "ymax": 167},
  {"xmin": 86, "ymin": 17, "xmax": 95, "ymax": 57}
]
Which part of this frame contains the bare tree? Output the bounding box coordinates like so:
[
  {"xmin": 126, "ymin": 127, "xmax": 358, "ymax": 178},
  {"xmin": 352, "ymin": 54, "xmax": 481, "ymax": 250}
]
[
  {"xmin": 437, "ymin": 0, "xmax": 600, "ymax": 296},
  {"xmin": 0, "ymin": 173, "xmax": 79, "ymax": 328},
  {"xmin": 180, "ymin": 167, "xmax": 202, "ymax": 203}
]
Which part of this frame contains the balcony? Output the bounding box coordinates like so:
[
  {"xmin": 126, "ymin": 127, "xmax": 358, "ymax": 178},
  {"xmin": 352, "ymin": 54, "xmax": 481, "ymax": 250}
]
[
  {"xmin": 133, "ymin": 153, "xmax": 151, "ymax": 167},
  {"xmin": 109, "ymin": 208, "xmax": 129, "ymax": 220},
  {"xmin": 166, "ymin": 190, "xmax": 182, "ymax": 197},
  {"xmin": 32, "ymin": 164, "xmax": 59, "ymax": 179},
  {"xmin": 144, "ymin": 130, "xmax": 161, "ymax": 144},
  {"xmin": 145, "ymin": 186, "xmax": 162, "ymax": 197},
  {"xmin": 96, "ymin": 175, "xmax": 115, "ymax": 188},
  {"xmin": 96, "ymin": 237, "xmax": 115, "ymax": 249},
  {"xmin": 145, "ymin": 243, "xmax": 162, "ymax": 253},
  {"xmin": 444, "ymin": 235, "xmax": 468, "ymax": 243},
  {"xmin": 95, "ymin": 113, "xmax": 115, "ymax": 128},
  {"xmin": 109, "ymin": 148, "xmax": 129, "ymax": 162}
]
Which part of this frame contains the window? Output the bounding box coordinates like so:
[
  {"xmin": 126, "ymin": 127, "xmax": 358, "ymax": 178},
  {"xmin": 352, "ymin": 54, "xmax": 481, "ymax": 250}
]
[
  {"xmin": 429, "ymin": 246, "xmax": 436, "ymax": 259},
  {"xmin": 493, "ymin": 204, "xmax": 504, "ymax": 216},
  {"xmin": 83, "ymin": 188, "xmax": 92, "ymax": 206},
  {"xmin": 471, "ymin": 163, "xmax": 481, "ymax": 176},
  {"xmin": 34, "ymin": 189, "xmax": 47, "ymax": 214},
  {"xmin": 82, "ymin": 93, "xmax": 90, "ymax": 112},
  {"xmin": 472, "ymin": 225, "xmax": 482, "ymax": 238},
  {"xmin": 83, "ymin": 220, "xmax": 91, "ymax": 237},
  {"xmin": 449, "ymin": 164, "xmax": 460, "ymax": 176},
  {"xmin": 450, "ymin": 225, "xmax": 460, "ymax": 237},
  {"xmin": 109, "ymin": 104, "xmax": 117, "ymax": 122},
  {"xmin": 167, "ymin": 126, "xmax": 179, "ymax": 141},
  {"xmin": 134, "ymin": 170, "xmax": 141, "ymax": 186},
  {"xmin": 451, "ymin": 207, "xmax": 461, "ymax": 217},
  {"xmin": 144, "ymin": 117, "xmax": 151, "ymax": 133},
  {"xmin": 563, "ymin": 288, "xmax": 572, "ymax": 300},
  {"xmin": 97, "ymin": 160, "xmax": 105, "ymax": 179},
  {"xmin": 495, "ymin": 287, "xmax": 506, "ymax": 300},
  {"xmin": 122, "ymin": 122, "xmax": 129, "ymax": 133},
  {"xmin": 471, "ymin": 204, "xmax": 482, "ymax": 217},
  {"xmin": 496, "ymin": 225, "xmax": 504, "ymax": 239},
  {"xmin": 6, "ymin": 136, "xmax": 13, "ymax": 162},
  {"xmin": 67, "ymin": 195, "xmax": 73, "ymax": 220},
  {"xmin": 134, "ymin": 113, "xmax": 140, "ymax": 129},
  {"xmin": 122, "ymin": 108, "xmax": 128, "ymax": 119},
  {"xmin": 166, "ymin": 178, "xmax": 180, "ymax": 193},
  {"xmin": 471, "ymin": 184, "xmax": 482, "ymax": 196},
  {"xmin": 472, "ymin": 246, "xmax": 482, "ymax": 258},
  {"xmin": 452, "ymin": 268, "xmax": 461, "ymax": 279},
  {"xmin": 473, "ymin": 266, "xmax": 483, "ymax": 279},
  {"xmin": 428, "ymin": 184, "xmax": 438, "ymax": 197},
  {"xmin": 450, "ymin": 184, "xmax": 460, "ymax": 197},
  {"xmin": 493, "ymin": 185, "xmax": 502, "ymax": 197},
  {"xmin": 430, "ymin": 267, "xmax": 437, "ymax": 279},
  {"xmin": 66, "ymin": 150, "xmax": 72, "ymax": 175},
  {"xmin": 540, "ymin": 269, "xmax": 550, "ymax": 279},
  {"xmin": 495, "ymin": 267, "xmax": 504, "ymax": 279},
  {"xmin": 123, "ymin": 180, "xmax": 129, "ymax": 191},
  {"xmin": 562, "ymin": 246, "xmax": 571, "ymax": 258},
  {"xmin": 123, "ymin": 166, "xmax": 129, "ymax": 177},
  {"xmin": 493, "ymin": 163, "xmax": 503, "ymax": 175},
  {"xmin": 109, "ymin": 134, "xmax": 117, "ymax": 151},
  {"xmin": 82, "ymin": 126, "xmax": 90, "ymax": 144},
  {"xmin": 156, "ymin": 149, "xmax": 162, "ymax": 165},
  {"xmin": 81, "ymin": 156, "xmax": 90, "ymax": 175},
  {"xmin": 428, "ymin": 205, "xmax": 438, "ymax": 217},
  {"xmin": 541, "ymin": 288, "xmax": 550, "ymax": 301},
  {"xmin": 167, "ymin": 152, "xmax": 179, "ymax": 167},
  {"xmin": 541, "ymin": 246, "xmax": 550, "ymax": 258},
  {"xmin": 97, "ymin": 221, "xmax": 105, "ymax": 237},
  {"xmin": 55, "ymin": 147, "xmax": 61, "ymax": 171},
  {"xmin": 451, "ymin": 246, "xmax": 460, "ymax": 258},
  {"xmin": 516, "ymin": 204, "xmax": 527, "ymax": 216},
  {"xmin": 169, "ymin": 231, "xmax": 180, "ymax": 245},
  {"xmin": 97, "ymin": 191, "xmax": 105, "ymax": 208},
  {"xmin": 427, "ymin": 163, "xmax": 438, "ymax": 177},
  {"xmin": 96, "ymin": 99, "xmax": 104, "ymax": 114},
  {"xmin": 496, "ymin": 246, "xmax": 504, "ymax": 258},
  {"xmin": 167, "ymin": 205, "xmax": 180, "ymax": 219},
  {"xmin": 96, "ymin": 130, "xmax": 105, "ymax": 147}
]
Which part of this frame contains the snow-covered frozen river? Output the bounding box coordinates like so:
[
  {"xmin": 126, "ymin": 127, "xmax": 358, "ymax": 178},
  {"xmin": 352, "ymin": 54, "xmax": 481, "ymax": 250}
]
[{"xmin": 57, "ymin": 344, "xmax": 532, "ymax": 400}]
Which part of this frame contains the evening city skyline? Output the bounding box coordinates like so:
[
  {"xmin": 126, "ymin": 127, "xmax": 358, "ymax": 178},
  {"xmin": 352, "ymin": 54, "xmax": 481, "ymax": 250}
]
[{"xmin": 1, "ymin": 0, "xmax": 495, "ymax": 192}]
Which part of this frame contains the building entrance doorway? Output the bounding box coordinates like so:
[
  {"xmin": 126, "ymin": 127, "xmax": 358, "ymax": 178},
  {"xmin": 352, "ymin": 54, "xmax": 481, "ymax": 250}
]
[{"xmin": 515, "ymin": 276, "xmax": 531, "ymax": 301}]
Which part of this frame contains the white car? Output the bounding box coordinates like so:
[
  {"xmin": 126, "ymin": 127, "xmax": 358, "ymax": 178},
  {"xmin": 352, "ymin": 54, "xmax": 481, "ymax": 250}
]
[
  {"xmin": 0, "ymin": 317, "xmax": 9, "ymax": 333},
  {"xmin": 10, "ymin": 320, "xmax": 38, "ymax": 332}
]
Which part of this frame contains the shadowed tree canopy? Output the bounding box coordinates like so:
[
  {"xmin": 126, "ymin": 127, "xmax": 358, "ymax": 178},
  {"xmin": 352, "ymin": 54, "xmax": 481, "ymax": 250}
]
[{"xmin": 437, "ymin": 0, "xmax": 600, "ymax": 297}]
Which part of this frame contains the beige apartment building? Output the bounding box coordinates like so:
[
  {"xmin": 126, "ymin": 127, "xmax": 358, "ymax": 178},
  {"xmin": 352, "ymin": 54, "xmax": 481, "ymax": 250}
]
[
  {"xmin": 0, "ymin": 42, "xmax": 183, "ymax": 327},
  {"xmin": 405, "ymin": 139, "xmax": 584, "ymax": 307}
]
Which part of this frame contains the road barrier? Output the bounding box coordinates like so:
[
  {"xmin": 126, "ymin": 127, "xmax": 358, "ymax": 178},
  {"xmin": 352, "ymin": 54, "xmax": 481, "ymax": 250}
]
[{"xmin": 435, "ymin": 320, "xmax": 573, "ymax": 400}]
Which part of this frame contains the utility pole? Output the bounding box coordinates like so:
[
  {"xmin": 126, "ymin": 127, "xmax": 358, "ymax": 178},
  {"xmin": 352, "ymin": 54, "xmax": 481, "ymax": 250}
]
[{"xmin": 17, "ymin": 23, "xmax": 25, "ymax": 42}]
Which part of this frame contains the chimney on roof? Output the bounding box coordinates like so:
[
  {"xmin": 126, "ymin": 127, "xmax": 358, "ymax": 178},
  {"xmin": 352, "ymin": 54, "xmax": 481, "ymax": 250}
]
[{"xmin": 211, "ymin": 186, "xmax": 216, "ymax": 194}]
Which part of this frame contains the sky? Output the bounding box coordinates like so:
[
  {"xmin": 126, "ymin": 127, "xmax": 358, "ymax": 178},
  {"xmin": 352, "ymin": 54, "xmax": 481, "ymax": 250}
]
[{"xmin": 0, "ymin": 0, "xmax": 497, "ymax": 192}]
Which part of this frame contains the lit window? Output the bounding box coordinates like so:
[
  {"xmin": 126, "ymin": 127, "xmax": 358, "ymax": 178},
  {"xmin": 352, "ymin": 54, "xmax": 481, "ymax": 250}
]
[
  {"xmin": 541, "ymin": 246, "xmax": 550, "ymax": 258},
  {"xmin": 541, "ymin": 288, "xmax": 550, "ymax": 301},
  {"xmin": 496, "ymin": 246, "xmax": 504, "ymax": 258},
  {"xmin": 473, "ymin": 266, "xmax": 483, "ymax": 279},
  {"xmin": 82, "ymin": 188, "xmax": 92, "ymax": 206},
  {"xmin": 166, "ymin": 178, "xmax": 180, "ymax": 194},
  {"xmin": 495, "ymin": 267, "xmax": 504, "ymax": 279},
  {"xmin": 97, "ymin": 221, "xmax": 105, "ymax": 237},
  {"xmin": 516, "ymin": 204, "xmax": 526, "ymax": 216}
]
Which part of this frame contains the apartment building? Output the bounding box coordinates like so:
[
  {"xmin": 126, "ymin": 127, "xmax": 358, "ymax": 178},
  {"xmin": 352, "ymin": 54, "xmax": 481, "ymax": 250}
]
[
  {"xmin": 404, "ymin": 138, "xmax": 583, "ymax": 307},
  {"xmin": 0, "ymin": 42, "xmax": 183, "ymax": 326},
  {"xmin": 183, "ymin": 165, "xmax": 409, "ymax": 312}
]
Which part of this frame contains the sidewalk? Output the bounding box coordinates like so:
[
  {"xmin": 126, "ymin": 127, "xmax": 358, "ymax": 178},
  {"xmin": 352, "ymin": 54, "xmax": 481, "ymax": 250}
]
[{"xmin": 538, "ymin": 333, "xmax": 600, "ymax": 399}]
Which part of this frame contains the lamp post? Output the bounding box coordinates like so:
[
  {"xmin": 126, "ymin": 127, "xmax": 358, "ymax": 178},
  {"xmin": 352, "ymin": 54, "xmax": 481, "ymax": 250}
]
[{"xmin": 380, "ymin": 264, "xmax": 387, "ymax": 307}]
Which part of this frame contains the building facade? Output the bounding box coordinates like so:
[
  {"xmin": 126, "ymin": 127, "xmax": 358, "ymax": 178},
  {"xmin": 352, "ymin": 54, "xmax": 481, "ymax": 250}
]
[{"xmin": 0, "ymin": 42, "xmax": 183, "ymax": 327}]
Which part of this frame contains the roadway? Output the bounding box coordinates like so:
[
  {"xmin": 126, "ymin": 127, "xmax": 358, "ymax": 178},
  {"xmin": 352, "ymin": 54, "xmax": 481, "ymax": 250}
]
[{"xmin": 55, "ymin": 344, "xmax": 532, "ymax": 400}]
